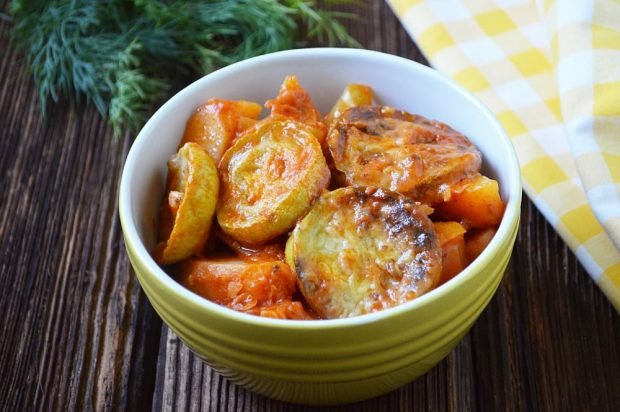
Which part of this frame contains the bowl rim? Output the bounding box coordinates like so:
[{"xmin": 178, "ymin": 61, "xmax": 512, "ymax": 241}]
[{"xmin": 119, "ymin": 47, "xmax": 522, "ymax": 330}]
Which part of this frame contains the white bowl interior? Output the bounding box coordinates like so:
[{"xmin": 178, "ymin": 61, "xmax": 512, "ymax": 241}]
[{"xmin": 120, "ymin": 48, "xmax": 521, "ymax": 321}]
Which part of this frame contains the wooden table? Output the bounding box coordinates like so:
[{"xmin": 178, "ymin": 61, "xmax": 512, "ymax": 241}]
[{"xmin": 1, "ymin": 1, "xmax": 618, "ymax": 410}]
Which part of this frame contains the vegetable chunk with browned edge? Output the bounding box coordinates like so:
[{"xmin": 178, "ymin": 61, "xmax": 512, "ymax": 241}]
[
  {"xmin": 325, "ymin": 84, "xmax": 374, "ymax": 125},
  {"xmin": 286, "ymin": 186, "xmax": 442, "ymax": 319},
  {"xmin": 327, "ymin": 106, "xmax": 482, "ymax": 204}
]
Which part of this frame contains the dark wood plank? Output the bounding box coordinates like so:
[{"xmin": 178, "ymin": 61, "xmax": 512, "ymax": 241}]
[{"xmin": 0, "ymin": 2, "xmax": 162, "ymax": 410}]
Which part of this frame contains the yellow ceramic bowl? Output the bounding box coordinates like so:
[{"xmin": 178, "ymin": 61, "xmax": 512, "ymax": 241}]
[{"xmin": 119, "ymin": 48, "xmax": 521, "ymax": 405}]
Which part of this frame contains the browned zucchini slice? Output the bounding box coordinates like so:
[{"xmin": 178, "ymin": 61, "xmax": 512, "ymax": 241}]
[
  {"xmin": 286, "ymin": 186, "xmax": 443, "ymax": 319},
  {"xmin": 327, "ymin": 106, "xmax": 482, "ymax": 204}
]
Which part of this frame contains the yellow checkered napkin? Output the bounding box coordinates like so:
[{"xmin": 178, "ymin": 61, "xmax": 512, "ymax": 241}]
[{"xmin": 387, "ymin": 0, "xmax": 620, "ymax": 310}]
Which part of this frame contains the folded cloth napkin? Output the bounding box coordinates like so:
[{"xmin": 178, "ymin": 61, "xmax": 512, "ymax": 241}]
[{"xmin": 387, "ymin": 0, "xmax": 620, "ymax": 310}]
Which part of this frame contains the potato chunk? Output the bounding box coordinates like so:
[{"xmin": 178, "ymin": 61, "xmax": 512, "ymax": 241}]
[
  {"xmin": 286, "ymin": 186, "xmax": 443, "ymax": 319},
  {"xmin": 217, "ymin": 120, "xmax": 330, "ymax": 245},
  {"xmin": 154, "ymin": 143, "xmax": 219, "ymax": 264},
  {"xmin": 180, "ymin": 98, "xmax": 262, "ymax": 163},
  {"xmin": 327, "ymin": 106, "xmax": 482, "ymax": 204}
]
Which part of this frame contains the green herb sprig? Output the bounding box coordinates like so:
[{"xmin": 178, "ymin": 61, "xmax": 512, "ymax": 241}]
[{"xmin": 9, "ymin": 0, "xmax": 358, "ymax": 135}]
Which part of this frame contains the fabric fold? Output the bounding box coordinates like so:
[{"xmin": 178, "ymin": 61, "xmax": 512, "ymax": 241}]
[
  {"xmin": 387, "ymin": 0, "xmax": 620, "ymax": 310},
  {"xmin": 544, "ymin": 0, "xmax": 620, "ymax": 253}
]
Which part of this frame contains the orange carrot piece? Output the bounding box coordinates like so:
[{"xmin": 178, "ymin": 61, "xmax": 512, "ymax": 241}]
[
  {"xmin": 434, "ymin": 221, "xmax": 468, "ymax": 284},
  {"xmin": 180, "ymin": 258, "xmax": 296, "ymax": 311},
  {"xmin": 181, "ymin": 99, "xmax": 262, "ymax": 163},
  {"xmin": 465, "ymin": 227, "xmax": 497, "ymax": 262},
  {"xmin": 440, "ymin": 240, "xmax": 467, "ymax": 284},
  {"xmin": 436, "ymin": 174, "xmax": 505, "ymax": 229},
  {"xmin": 179, "ymin": 258, "xmax": 312, "ymax": 319}
]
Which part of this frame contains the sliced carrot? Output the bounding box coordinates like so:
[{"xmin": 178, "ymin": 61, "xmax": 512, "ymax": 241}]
[
  {"xmin": 179, "ymin": 258, "xmax": 297, "ymax": 311},
  {"xmin": 179, "ymin": 258, "xmax": 313, "ymax": 319},
  {"xmin": 440, "ymin": 240, "xmax": 467, "ymax": 284},
  {"xmin": 434, "ymin": 221, "xmax": 467, "ymax": 284},
  {"xmin": 180, "ymin": 98, "xmax": 262, "ymax": 163},
  {"xmin": 265, "ymin": 75, "xmax": 327, "ymax": 144}
]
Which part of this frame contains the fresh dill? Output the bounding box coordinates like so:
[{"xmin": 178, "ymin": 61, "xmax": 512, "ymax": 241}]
[{"xmin": 9, "ymin": 0, "xmax": 358, "ymax": 135}]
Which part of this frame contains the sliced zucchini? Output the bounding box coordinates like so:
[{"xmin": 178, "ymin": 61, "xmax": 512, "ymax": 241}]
[
  {"xmin": 154, "ymin": 142, "xmax": 219, "ymax": 264},
  {"xmin": 217, "ymin": 120, "xmax": 330, "ymax": 245},
  {"xmin": 286, "ymin": 186, "xmax": 443, "ymax": 319},
  {"xmin": 327, "ymin": 106, "xmax": 482, "ymax": 204}
]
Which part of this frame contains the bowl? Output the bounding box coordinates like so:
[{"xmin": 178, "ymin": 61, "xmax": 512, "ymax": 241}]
[{"xmin": 119, "ymin": 48, "xmax": 521, "ymax": 405}]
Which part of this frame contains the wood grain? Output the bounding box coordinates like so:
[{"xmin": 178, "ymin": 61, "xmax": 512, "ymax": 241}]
[
  {"xmin": 0, "ymin": 2, "xmax": 161, "ymax": 410},
  {"xmin": 0, "ymin": 1, "xmax": 618, "ymax": 411}
]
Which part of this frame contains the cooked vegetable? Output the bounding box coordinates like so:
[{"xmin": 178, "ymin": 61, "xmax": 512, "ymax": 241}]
[
  {"xmin": 327, "ymin": 106, "xmax": 482, "ymax": 204},
  {"xmin": 217, "ymin": 120, "xmax": 330, "ymax": 245},
  {"xmin": 465, "ymin": 227, "xmax": 497, "ymax": 262},
  {"xmin": 435, "ymin": 174, "xmax": 505, "ymax": 228},
  {"xmin": 179, "ymin": 258, "xmax": 309, "ymax": 319},
  {"xmin": 325, "ymin": 83, "xmax": 373, "ymax": 124},
  {"xmin": 434, "ymin": 221, "xmax": 467, "ymax": 244},
  {"xmin": 152, "ymin": 77, "xmax": 506, "ymax": 320},
  {"xmin": 265, "ymin": 76, "xmax": 328, "ymax": 144},
  {"xmin": 154, "ymin": 143, "xmax": 219, "ymax": 264},
  {"xmin": 180, "ymin": 99, "xmax": 262, "ymax": 163},
  {"xmin": 216, "ymin": 228, "xmax": 286, "ymax": 262},
  {"xmin": 434, "ymin": 221, "xmax": 467, "ymax": 284},
  {"xmin": 252, "ymin": 301, "xmax": 313, "ymax": 320},
  {"xmin": 286, "ymin": 186, "xmax": 442, "ymax": 319}
]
